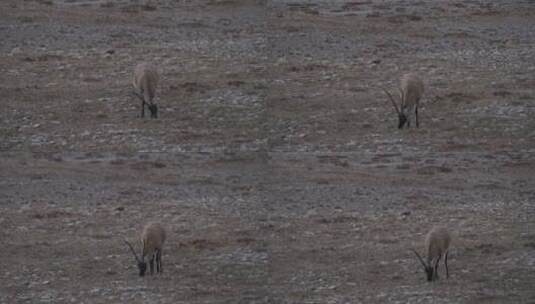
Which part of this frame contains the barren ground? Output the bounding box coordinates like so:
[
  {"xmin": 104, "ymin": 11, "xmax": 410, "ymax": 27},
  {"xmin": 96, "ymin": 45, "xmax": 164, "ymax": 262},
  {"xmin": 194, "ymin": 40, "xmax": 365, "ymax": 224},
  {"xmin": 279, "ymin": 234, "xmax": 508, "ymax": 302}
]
[{"xmin": 1, "ymin": 0, "xmax": 535, "ymax": 303}]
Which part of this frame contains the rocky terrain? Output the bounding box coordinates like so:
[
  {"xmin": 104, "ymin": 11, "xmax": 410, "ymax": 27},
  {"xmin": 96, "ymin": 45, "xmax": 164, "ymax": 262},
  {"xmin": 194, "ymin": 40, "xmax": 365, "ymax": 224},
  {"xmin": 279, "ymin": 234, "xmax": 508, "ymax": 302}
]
[{"xmin": 1, "ymin": 0, "xmax": 535, "ymax": 303}]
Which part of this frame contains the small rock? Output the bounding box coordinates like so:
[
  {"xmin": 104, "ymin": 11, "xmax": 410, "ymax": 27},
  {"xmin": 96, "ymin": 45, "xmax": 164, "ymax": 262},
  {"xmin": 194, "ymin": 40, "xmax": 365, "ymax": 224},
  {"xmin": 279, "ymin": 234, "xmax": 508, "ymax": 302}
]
[
  {"xmin": 10, "ymin": 47, "xmax": 21, "ymax": 56},
  {"xmin": 391, "ymin": 274, "xmax": 403, "ymax": 280},
  {"xmin": 106, "ymin": 268, "xmax": 116, "ymax": 275}
]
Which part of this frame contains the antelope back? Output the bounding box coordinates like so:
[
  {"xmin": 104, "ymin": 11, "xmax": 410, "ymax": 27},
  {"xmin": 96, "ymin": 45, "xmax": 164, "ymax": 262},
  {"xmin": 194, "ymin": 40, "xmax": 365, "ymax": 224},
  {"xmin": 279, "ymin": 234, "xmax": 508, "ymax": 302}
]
[
  {"xmin": 425, "ymin": 227, "xmax": 451, "ymax": 263},
  {"xmin": 141, "ymin": 222, "xmax": 166, "ymax": 257},
  {"xmin": 400, "ymin": 73, "xmax": 424, "ymax": 108},
  {"xmin": 133, "ymin": 63, "xmax": 159, "ymax": 102}
]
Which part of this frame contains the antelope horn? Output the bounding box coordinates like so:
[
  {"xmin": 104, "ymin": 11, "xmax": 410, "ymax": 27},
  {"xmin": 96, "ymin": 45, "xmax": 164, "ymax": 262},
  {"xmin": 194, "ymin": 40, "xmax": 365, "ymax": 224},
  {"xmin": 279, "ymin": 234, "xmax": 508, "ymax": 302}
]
[
  {"xmin": 383, "ymin": 88, "xmax": 400, "ymax": 115},
  {"xmin": 411, "ymin": 248, "xmax": 428, "ymax": 269},
  {"xmin": 124, "ymin": 240, "xmax": 141, "ymax": 263}
]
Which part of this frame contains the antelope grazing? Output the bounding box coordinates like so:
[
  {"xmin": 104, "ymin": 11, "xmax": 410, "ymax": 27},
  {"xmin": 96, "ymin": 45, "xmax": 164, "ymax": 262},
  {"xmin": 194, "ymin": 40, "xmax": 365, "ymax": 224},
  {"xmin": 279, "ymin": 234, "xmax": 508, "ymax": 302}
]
[
  {"xmin": 384, "ymin": 73, "xmax": 424, "ymax": 129},
  {"xmin": 412, "ymin": 226, "xmax": 451, "ymax": 282},
  {"xmin": 125, "ymin": 222, "xmax": 166, "ymax": 276},
  {"xmin": 132, "ymin": 62, "xmax": 159, "ymax": 118}
]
